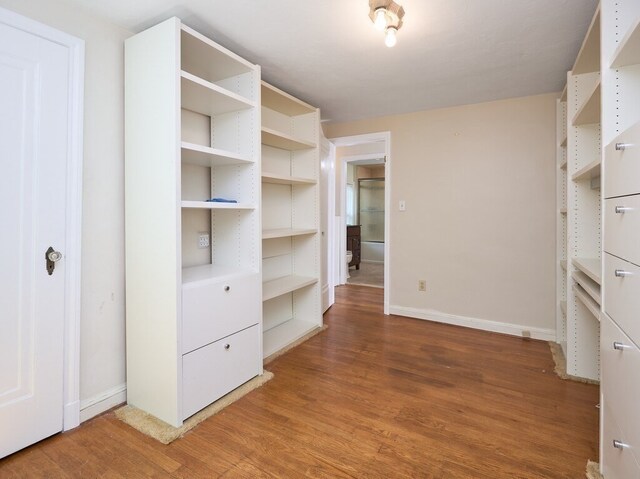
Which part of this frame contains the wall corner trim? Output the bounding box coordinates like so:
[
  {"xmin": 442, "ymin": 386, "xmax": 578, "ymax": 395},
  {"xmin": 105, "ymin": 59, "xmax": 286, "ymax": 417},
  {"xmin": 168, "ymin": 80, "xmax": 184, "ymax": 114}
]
[{"xmin": 388, "ymin": 305, "xmax": 556, "ymax": 341}]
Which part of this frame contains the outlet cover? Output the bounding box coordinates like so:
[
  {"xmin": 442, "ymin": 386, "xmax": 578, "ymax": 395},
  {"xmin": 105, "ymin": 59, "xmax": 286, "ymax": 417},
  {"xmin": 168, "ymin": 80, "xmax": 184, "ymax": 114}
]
[{"xmin": 198, "ymin": 232, "xmax": 210, "ymax": 249}]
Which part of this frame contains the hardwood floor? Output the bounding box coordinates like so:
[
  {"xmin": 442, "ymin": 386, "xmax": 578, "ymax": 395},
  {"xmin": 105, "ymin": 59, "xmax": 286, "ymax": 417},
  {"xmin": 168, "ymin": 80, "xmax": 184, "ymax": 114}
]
[{"xmin": 0, "ymin": 285, "xmax": 599, "ymax": 478}]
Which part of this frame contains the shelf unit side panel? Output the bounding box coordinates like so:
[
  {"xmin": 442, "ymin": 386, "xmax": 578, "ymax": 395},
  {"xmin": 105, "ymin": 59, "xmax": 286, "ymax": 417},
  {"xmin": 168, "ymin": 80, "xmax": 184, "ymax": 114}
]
[
  {"xmin": 566, "ymin": 298, "xmax": 601, "ymax": 380},
  {"xmin": 124, "ymin": 18, "xmax": 182, "ymax": 427}
]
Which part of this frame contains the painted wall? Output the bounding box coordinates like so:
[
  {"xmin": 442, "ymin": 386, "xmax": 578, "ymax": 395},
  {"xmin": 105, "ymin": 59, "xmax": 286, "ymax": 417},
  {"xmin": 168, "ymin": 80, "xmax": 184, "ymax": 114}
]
[
  {"xmin": 325, "ymin": 93, "xmax": 558, "ymax": 338},
  {"xmin": 0, "ymin": 0, "xmax": 132, "ymax": 416}
]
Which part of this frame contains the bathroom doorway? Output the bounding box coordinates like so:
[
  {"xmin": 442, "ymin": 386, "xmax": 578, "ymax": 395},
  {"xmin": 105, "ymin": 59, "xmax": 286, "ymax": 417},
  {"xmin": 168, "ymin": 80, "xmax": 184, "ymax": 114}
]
[
  {"xmin": 330, "ymin": 132, "xmax": 391, "ymax": 314},
  {"xmin": 346, "ymin": 162, "xmax": 385, "ymax": 288}
]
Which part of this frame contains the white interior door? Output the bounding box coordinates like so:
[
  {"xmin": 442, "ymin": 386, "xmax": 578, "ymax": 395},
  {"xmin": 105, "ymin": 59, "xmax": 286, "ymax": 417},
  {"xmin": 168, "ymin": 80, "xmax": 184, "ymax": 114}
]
[
  {"xmin": 0, "ymin": 17, "xmax": 71, "ymax": 458},
  {"xmin": 320, "ymin": 136, "xmax": 335, "ymax": 312}
]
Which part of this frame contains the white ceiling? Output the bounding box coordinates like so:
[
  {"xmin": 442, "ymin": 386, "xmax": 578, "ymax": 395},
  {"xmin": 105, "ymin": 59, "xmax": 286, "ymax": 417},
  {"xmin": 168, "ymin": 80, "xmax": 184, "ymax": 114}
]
[{"xmin": 67, "ymin": 0, "xmax": 598, "ymax": 123}]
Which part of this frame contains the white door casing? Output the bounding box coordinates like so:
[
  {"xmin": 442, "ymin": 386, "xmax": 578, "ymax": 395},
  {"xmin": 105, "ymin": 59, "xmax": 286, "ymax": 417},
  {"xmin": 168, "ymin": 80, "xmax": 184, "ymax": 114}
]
[
  {"xmin": 320, "ymin": 135, "xmax": 335, "ymax": 312},
  {"xmin": 0, "ymin": 7, "xmax": 84, "ymax": 458}
]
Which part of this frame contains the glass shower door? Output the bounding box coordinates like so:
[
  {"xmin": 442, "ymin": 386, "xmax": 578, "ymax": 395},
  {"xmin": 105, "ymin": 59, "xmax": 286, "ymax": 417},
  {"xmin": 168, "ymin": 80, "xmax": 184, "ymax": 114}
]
[{"xmin": 358, "ymin": 178, "xmax": 384, "ymax": 242}]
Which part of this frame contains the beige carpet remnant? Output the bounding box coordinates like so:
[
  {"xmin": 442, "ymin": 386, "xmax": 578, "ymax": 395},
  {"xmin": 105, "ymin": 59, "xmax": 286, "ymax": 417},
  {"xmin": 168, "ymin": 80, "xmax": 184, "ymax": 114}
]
[
  {"xmin": 264, "ymin": 325, "xmax": 328, "ymax": 364},
  {"xmin": 586, "ymin": 460, "xmax": 603, "ymax": 479},
  {"xmin": 548, "ymin": 342, "xmax": 599, "ymax": 385},
  {"xmin": 115, "ymin": 371, "xmax": 273, "ymax": 444}
]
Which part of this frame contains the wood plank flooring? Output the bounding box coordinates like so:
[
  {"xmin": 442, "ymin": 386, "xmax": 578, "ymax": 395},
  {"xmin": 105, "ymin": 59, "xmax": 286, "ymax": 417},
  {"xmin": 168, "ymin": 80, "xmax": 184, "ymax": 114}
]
[{"xmin": 0, "ymin": 285, "xmax": 599, "ymax": 478}]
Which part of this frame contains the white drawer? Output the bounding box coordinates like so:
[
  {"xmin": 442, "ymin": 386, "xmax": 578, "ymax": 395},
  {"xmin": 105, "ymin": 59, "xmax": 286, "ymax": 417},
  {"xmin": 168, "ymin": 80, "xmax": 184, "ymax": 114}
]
[
  {"xmin": 602, "ymin": 401, "xmax": 640, "ymax": 479},
  {"xmin": 605, "ymin": 195, "xmax": 640, "ymax": 267},
  {"xmin": 605, "ymin": 122, "xmax": 640, "ymax": 199},
  {"xmin": 604, "ymin": 254, "xmax": 640, "ymax": 346},
  {"xmin": 182, "ymin": 324, "xmax": 261, "ymax": 420},
  {"xmin": 182, "ymin": 273, "xmax": 261, "ymax": 353},
  {"xmin": 601, "ymin": 314, "xmax": 640, "ymax": 465}
]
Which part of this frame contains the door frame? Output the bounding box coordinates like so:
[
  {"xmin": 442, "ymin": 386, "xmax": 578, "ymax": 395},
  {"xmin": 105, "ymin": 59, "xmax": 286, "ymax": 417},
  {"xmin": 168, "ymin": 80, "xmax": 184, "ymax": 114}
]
[
  {"xmin": 1, "ymin": 7, "xmax": 85, "ymax": 431},
  {"xmin": 320, "ymin": 135, "xmax": 336, "ymax": 311},
  {"xmin": 330, "ymin": 132, "xmax": 391, "ymax": 314}
]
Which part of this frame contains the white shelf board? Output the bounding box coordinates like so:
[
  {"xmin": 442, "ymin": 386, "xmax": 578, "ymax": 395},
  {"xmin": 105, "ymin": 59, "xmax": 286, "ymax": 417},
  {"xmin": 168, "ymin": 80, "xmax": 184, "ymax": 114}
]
[
  {"xmin": 261, "ymin": 81, "xmax": 316, "ymax": 116},
  {"xmin": 560, "ymin": 300, "xmax": 567, "ymax": 316},
  {"xmin": 572, "ymin": 80, "xmax": 601, "ymax": 126},
  {"xmin": 182, "ymin": 264, "xmax": 253, "ymax": 287},
  {"xmin": 572, "ymin": 8, "xmax": 601, "ymax": 75},
  {"xmin": 572, "ymin": 284, "xmax": 601, "ymax": 320},
  {"xmin": 572, "ymin": 257, "xmax": 601, "ymax": 285},
  {"xmin": 181, "ymin": 25, "xmax": 254, "ymax": 82},
  {"xmin": 261, "ymin": 127, "xmax": 317, "ymax": 151},
  {"xmin": 560, "ymin": 135, "xmax": 567, "ymax": 148},
  {"xmin": 560, "ymin": 208, "xmax": 567, "ymax": 214},
  {"xmin": 181, "ymin": 71, "xmax": 255, "ymax": 116},
  {"xmin": 262, "ymin": 172, "xmax": 316, "ymax": 185},
  {"xmin": 263, "ymin": 275, "xmax": 318, "ymax": 301},
  {"xmin": 181, "ymin": 201, "xmax": 255, "ymax": 210},
  {"xmin": 181, "ymin": 142, "xmax": 253, "ymax": 167},
  {"xmin": 560, "ymin": 159, "xmax": 567, "ymax": 170},
  {"xmin": 572, "ymin": 158, "xmax": 601, "ymax": 182},
  {"xmin": 262, "ymin": 228, "xmax": 317, "ymax": 240},
  {"xmin": 611, "ymin": 17, "xmax": 640, "ymax": 68},
  {"xmin": 571, "ymin": 270, "xmax": 601, "ymax": 305},
  {"xmin": 263, "ymin": 318, "xmax": 319, "ymax": 358},
  {"xmin": 561, "ymin": 260, "xmax": 567, "ymax": 270}
]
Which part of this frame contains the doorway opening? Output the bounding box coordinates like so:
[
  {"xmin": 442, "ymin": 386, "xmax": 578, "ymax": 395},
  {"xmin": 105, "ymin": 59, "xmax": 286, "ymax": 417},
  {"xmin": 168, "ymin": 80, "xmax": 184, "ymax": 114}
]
[{"xmin": 330, "ymin": 132, "xmax": 391, "ymax": 314}]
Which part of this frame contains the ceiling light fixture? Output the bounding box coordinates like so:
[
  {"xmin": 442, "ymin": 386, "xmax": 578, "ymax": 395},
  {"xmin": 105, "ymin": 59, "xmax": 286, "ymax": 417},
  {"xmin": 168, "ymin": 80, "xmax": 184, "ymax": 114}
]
[{"xmin": 369, "ymin": 0, "xmax": 405, "ymax": 47}]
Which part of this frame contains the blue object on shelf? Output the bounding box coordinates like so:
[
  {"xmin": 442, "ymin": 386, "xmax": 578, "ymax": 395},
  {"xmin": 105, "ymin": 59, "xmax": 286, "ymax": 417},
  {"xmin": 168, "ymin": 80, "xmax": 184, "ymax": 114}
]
[{"xmin": 206, "ymin": 197, "xmax": 238, "ymax": 203}]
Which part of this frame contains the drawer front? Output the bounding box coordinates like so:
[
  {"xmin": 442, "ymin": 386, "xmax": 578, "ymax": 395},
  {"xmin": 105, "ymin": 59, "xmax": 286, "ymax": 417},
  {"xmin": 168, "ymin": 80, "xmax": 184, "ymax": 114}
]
[
  {"xmin": 605, "ymin": 122, "xmax": 640, "ymax": 199},
  {"xmin": 182, "ymin": 324, "xmax": 261, "ymax": 420},
  {"xmin": 605, "ymin": 254, "xmax": 640, "ymax": 346},
  {"xmin": 182, "ymin": 273, "xmax": 261, "ymax": 353},
  {"xmin": 605, "ymin": 195, "xmax": 640, "ymax": 267},
  {"xmin": 602, "ymin": 401, "xmax": 640, "ymax": 479},
  {"xmin": 601, "ymin": 314, "xmax": 640, "ymax": 464}
]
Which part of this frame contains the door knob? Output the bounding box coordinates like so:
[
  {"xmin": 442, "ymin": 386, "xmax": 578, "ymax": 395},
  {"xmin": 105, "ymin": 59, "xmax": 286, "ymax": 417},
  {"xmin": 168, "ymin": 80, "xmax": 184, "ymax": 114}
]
[{"xmin": 45, "ymin": 246, "xmax": 62, "ymax": 276}]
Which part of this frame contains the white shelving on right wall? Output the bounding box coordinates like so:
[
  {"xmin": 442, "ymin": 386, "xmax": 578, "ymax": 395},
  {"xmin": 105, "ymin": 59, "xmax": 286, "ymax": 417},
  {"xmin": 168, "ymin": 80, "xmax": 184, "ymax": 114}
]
[
  {"xmin": 260, "ymin": 81, "xmax": 323, "ymax": 360},
  {"xmin": 564, "ymin": 6, "xmax": 601, "ymax": 382},
  {"xmin": 600, "ymin": 1, "xmax": 640, "ymax": 477}
]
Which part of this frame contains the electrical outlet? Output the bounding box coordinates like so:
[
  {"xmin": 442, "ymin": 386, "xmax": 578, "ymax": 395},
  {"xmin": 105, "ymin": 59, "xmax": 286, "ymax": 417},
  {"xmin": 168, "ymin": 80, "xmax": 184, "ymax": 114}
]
[
  {"xmin": 198, "ymin": 232, "xmax": 210, "ymax": 249},
  {"xmin": 418, "ymin": 280, "xmax": 426, "ymax": 292},
  {"xmin": 522, "ymin": 330, "xmax": 532, "ymax": 339}
]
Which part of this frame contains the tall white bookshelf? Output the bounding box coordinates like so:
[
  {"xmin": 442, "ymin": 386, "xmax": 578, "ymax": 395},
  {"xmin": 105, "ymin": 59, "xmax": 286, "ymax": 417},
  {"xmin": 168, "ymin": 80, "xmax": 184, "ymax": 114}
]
[
  {"xmin": 260, "ymin": 82, "xmax": 323, "ymax": 359},
  {"xmin": 600, "ymin": 1, "xmax": 640, "ymax": 476},
  {"xmin": 556, "ymin": 86, "xmax": 568, "ymax": 356},
  {"xmin": 564, "ymin": 7, "xmax": 601, "ymax": 381},
  {"xmin": 125, "ymin": 18, "xmax": 262, "ymax": 427}
]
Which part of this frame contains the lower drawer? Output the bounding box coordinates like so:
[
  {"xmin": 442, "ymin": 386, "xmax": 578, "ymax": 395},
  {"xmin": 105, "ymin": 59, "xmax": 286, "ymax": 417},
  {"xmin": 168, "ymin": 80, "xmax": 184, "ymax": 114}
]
[
  {"xmin": 604, "ymin": 253, "xmax": 640, "ymax": 346},
  {"xmin": 602, "ymin": 401, "xmax": 640, "ymax": 479},
  {"xmin": 182, "ymin": 325, "xmax": 261, "ymax": 420}
]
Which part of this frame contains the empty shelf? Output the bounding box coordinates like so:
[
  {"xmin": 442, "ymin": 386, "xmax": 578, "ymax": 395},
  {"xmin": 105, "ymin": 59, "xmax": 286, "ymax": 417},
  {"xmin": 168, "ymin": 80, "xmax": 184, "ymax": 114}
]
[
  {"xmin": 262, "ymin": 228, "xmax": 317, "ymax": 240},
  {"xmin": 181, "ymin": 142, "xmax": 253, "ymax": 167},
  {"xmin": 573, "ymin": 284, "xmax": 600, "ymax": 320},
  {"xmin": 263, "ymin": 275, "xmax": 317, "ymax": 301},
  {"xmin": 261, "ymin": 127, "xmax": 317, "ymax": 151},
  {"xmin": 261, "ymin": 81, "xmax": 316, "ymax": 116},
  {"xmin": 181, "ymin": 71, "xmax": 255, "ymax": 116},
  {"xmin": 572, "ymin": 257, "xmax": 601, "ymax": 285},
  {"xmin": 262, "ymin": 172, "xmax": 316, "ymax": 185},
  {"xmin": 572, "ymin": 80, "xmax": 601, "ymax": 126},
  {"xmin": 571, "ymin": 270, "xmax": 601, "ymax": 305},
  {"xmin": 182, "ymin": 264, "xmax": 253, "ymax": 286},
  {"xmin": 181, "ymin": 201, "xmax": 255, "ymax": 210},
  {"xmin": 263, "ymin": 318, "xmax": 320, "ymax": 359},
  {"xmin": 572, "ymin": 158, "xmax": 601, "ymax": 182},
  {"xmin": 611, "ymin": 18, "xmax": 640, "ymax": 68}
]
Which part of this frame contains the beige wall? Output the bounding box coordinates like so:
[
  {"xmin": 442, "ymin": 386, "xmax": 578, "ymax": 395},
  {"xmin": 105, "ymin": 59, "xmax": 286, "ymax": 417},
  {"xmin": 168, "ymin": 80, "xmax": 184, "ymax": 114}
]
[
  {"xmin": 325, "ymin": 93, "xmax": 557, "ymax": 336},
  {"xmin": 1, "ymin": 0, "xmax": 132, "ymax": 412}
]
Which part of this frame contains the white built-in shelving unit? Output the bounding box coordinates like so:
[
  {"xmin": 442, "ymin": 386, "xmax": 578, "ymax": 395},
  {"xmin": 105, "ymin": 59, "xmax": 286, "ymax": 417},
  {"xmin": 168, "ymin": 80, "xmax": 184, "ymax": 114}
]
[
  {"xmin": 260, "ymin": 81, "xmax": 323, "ymax": 359},
  {"xmin": 600, "ymin": 1, "xmax": 640, "ymax": 476},
  {"xmin": 562, "ymin": 6, "xmax": 602, "ymax": 381},
  {"xmin": 125, "ymin": 18, "xmax": 262, "ymax": 427}
]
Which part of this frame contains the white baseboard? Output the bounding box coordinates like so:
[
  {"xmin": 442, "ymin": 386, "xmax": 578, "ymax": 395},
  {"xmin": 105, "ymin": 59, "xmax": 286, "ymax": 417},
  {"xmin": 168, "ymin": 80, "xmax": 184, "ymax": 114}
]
[
  {"xmin": 388, "ymin": 305, "xmax": 556, "ymax": 341},
  {"xmin": 80, "ymin": 383, "xmax": 127, "ymax": 423}
]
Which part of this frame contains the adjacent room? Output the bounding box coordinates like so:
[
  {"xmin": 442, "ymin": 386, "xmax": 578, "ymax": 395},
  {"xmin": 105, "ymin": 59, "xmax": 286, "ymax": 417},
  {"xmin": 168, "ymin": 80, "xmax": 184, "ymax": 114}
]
[{"xmin": 1, "ymin": 1, "xmax": 636, "ymax": 478}]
